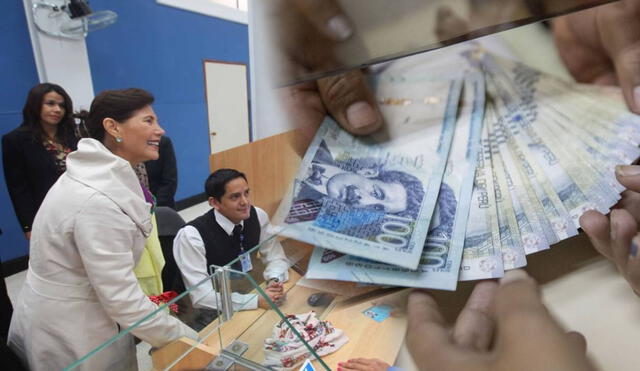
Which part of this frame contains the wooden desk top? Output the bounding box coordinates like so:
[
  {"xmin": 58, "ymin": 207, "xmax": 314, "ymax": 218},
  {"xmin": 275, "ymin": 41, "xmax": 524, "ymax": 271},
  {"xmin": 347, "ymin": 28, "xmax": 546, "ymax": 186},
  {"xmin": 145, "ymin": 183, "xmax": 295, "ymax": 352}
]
[
  {"xmin": 154, "ymin": 268, "xmax": 408, "ymax": 370},
  {"xmin": 317, "ymin": 289, "xmax": 410, "ymax": 369},
  {"xmin": 203, "ymin": 269, "xmax": 408, "ymax": 369}
]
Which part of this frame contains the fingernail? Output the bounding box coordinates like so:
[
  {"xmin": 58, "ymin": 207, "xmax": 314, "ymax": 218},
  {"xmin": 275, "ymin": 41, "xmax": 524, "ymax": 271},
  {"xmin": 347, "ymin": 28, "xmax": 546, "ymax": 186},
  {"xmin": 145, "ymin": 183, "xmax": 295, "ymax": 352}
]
[
  {"xmin": 499, "ymin": 269, "xmax": 530, "ymax": 286},
  {"xmin": 346, "ymin": 101, "xmax": 379, "ymax": 129},
  {"xmin": 610, "ymin": 209, "xmax": 619, "ymax": 241},
  {"xmin": 631, "ymin": 238, "xmax": 638, "ymax": 258},
  {"xmin": 337, "ymin": 367, "xmax": 343, "ymax": 371},
  {"xmin": 326, "ymin": 15, "xmax": 353, "ymax": 40},
  {"xmin": 615, "ymin": 165, "xmax": 640, "ymax": 177}
]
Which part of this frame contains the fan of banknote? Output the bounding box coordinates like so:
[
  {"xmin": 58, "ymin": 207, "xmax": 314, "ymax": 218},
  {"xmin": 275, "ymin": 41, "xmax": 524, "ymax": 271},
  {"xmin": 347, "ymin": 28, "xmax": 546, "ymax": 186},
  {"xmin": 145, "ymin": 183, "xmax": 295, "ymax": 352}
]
[{"xmin": 271, "ymin": 45, "xmax": 640, "ymax": 291}]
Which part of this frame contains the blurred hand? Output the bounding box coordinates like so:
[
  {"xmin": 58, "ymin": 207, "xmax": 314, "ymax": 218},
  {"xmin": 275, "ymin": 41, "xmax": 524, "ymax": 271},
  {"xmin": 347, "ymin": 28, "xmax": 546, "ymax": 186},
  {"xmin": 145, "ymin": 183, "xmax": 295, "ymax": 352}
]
[
  {"xmin": 270, "ymin": 0, "xmax": 352, "ymax": 76},
  {"xmin": 406, "ymin": 270, "xmax": 595, "ymax": 371},
  {"xmin": 282, "ymin": 71, "xmax": 383, "ymax": 140},
  {"xmin": 270, "ymin": 0, "xmax": 383, "ymax": 138},
  {"xmin": 338, "ymin": 358, "xmax": 390, "ymax": 371},
  {"xmin": 580, "ymin": 164, "xmax": 640, "ymax": 296},
  {"xmin": 553, "ymin": 0, "xmax": 640, "ymax": 113},
  {"xmin": 267, "ymin": 280, "xmax": 284, "ymax": 294},
  {"xmin": 258, "ymin": 282, "xmax": 285, "ymax": 309}
]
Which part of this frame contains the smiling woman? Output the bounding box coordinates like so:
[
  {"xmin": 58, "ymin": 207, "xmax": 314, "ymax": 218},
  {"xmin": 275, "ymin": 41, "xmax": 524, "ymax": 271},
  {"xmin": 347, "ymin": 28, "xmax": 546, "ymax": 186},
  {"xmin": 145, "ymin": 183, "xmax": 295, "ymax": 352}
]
[
  {"xmin": 7, "ymin": 88, "xmax": 198, "ymax": 370},
  {"xmin": 77, "ymin": 88, "xmax": 165, "ymax": 166},
  {"xmin": 1, "ymin": 83, "xmax": 80, "ymax": 239}
]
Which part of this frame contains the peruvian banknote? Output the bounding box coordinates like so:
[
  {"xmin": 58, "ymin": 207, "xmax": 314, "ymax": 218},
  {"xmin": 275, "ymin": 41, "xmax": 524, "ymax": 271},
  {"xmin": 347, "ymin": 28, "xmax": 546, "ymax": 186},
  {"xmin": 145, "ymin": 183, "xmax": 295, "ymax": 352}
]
[
  {"xmin": 306, "ymin": 71, "xmax": 486, "ymax": 289},
  {"xmin": 482, "ymin": 57, "xmax": 579, "ymax": 241},
  {"xmin": 458, "ymin": 118, "xmax": 504, "ymax": 280},
  {"xmin": 297, "ymin": 45, "xmax": 640, "ymax": 288},
  {"xmin": 488, "ymin": 55, "xmax": 620, "ymax": 212},
  {"xmin": 487, "ymin": 105, "xmax": 549, "ymax": 256},
  {"xmin": 272, "ymin": 77, "xmax": 462, "ymax": 269}
]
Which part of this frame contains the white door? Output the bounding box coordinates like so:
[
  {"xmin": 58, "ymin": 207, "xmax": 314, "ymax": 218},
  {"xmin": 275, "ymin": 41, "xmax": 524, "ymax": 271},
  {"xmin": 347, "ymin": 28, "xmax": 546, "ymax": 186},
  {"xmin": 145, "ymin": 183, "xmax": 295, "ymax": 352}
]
[{"xmin": 204, "ymin": 60, "xmax": 250, "ymax": 154}]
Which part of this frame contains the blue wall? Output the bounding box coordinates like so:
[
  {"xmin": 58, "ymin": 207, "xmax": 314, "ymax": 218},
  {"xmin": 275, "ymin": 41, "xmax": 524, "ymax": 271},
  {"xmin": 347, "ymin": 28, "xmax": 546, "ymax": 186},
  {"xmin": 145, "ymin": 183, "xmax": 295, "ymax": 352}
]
[
  {"xmin": 86, "ymin": 0, "xmax": 250, "ymax": 200},
  {"xmin": 0, "ymin": 1, "xmax": 249, "ymax": 262},
  {"xmin": 0, "ymin": 2, "xmax": 40, "ymax": 261}
]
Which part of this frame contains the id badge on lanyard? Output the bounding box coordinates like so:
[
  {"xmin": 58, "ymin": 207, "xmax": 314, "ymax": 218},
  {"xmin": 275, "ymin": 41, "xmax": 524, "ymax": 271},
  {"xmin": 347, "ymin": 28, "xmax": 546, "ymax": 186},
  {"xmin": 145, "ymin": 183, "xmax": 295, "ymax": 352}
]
[{"xmin": 238, "ymin": 234, "xmax": 253, "ymax": 273}]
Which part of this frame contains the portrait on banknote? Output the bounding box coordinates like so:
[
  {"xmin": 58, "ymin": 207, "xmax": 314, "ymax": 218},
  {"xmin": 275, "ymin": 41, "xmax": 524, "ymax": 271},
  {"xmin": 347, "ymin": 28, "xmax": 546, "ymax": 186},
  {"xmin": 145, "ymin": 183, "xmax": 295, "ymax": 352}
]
[
  {"xmin": 312, "ymin": 180, "xmax": 458, "ymax": 273},
  {"xmin": 284, "ymin": 139, "xmax": 426, "ymax": 227}
]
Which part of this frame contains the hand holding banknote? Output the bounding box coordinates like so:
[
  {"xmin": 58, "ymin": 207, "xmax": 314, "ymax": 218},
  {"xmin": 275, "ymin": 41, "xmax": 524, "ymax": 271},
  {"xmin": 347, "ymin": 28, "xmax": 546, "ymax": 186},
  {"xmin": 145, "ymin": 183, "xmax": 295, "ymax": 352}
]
[
  {"xmin": 553, "ymin": 0, "xmax": 640, "ymax": 113},
  {"xmin": 274, "ymin": 0, "xmax": 640, "ymax": 140},
  {"xmin": 581, "ymin": 164, "xmax": 640, "ymax": 296},
  {"xmin": 269, "ymin": 0, "xmax": 383, "ymax": 137},
  {"xmin": 282, "ymin": 71, "xmax": 383, "ymax": 139},
  {"xmin": 406, "ymin": 270, "xmax": 596, "ymax": 371}
]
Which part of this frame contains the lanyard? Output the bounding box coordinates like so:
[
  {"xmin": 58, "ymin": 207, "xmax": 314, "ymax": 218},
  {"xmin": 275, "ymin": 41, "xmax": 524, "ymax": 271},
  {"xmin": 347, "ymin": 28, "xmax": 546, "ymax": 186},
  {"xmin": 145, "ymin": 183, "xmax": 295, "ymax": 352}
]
[{"xmin": 238, "ymin": 231, "xmax": 253, "ymax": 273}]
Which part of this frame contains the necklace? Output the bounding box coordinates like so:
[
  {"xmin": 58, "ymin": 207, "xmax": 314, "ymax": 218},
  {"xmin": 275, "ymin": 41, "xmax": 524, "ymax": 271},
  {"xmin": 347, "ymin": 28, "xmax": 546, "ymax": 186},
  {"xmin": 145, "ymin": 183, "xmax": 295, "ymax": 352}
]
[{"xmin": 44, "ymin": 136, "xmax": 64, "ymax": 152}]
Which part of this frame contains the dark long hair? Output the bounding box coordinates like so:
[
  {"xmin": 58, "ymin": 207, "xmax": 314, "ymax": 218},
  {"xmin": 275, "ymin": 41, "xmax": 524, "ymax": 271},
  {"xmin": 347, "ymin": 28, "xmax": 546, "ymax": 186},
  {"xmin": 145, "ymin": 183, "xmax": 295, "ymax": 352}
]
[
  {"xmin": 75, "ymin": 88, "xmax": 154, "ymax": 143},
  {"xmin": 21, "ymin": 83, "xmax": 76, "ymax": 147}
]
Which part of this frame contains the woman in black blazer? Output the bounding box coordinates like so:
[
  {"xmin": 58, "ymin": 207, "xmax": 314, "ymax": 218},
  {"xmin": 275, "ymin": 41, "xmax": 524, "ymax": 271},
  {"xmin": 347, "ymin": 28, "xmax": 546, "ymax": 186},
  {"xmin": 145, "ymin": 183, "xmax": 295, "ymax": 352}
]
[{"xmin": 2, "ymin": 83, "xmax": 80, "ymax": 239}]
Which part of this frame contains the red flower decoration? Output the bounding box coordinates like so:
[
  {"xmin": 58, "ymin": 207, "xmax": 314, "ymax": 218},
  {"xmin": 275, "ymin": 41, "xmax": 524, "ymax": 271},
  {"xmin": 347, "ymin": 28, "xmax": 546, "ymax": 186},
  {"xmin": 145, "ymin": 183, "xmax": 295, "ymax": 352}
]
[{"xmin": 148, "ymin": 291, "xmax": 179, "ymax": 314}]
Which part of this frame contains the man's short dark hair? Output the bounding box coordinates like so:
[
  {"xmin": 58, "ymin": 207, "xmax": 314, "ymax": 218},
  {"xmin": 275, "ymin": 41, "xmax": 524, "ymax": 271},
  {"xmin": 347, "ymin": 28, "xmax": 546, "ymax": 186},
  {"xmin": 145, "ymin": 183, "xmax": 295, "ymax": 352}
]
[{"xmin": 205, "ymin": 169, "xmax": 247, "ymax": 201}]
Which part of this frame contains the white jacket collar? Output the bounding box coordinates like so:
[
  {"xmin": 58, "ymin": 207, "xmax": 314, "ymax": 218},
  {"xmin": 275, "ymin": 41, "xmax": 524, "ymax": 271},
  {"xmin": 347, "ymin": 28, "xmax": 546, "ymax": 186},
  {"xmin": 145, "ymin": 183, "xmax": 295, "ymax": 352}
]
[{"xmin": 65, "ymin": 138, "xmax": 153, "ymax": 237}]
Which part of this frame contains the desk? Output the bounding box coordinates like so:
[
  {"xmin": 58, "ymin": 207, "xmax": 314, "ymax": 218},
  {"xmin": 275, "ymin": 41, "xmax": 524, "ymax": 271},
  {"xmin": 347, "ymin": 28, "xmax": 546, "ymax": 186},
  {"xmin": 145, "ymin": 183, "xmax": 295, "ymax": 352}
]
[{"xmin": 152, "ymin": 245, "xmax": 408, "ymax": 370}]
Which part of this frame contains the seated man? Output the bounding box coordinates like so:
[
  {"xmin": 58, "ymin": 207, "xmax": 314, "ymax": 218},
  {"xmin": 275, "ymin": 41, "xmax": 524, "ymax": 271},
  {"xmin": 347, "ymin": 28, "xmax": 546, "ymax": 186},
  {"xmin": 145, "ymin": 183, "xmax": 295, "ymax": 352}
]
[{"xmin": 174, "ymin": 168, "xmax": 289, "ymax": 313}]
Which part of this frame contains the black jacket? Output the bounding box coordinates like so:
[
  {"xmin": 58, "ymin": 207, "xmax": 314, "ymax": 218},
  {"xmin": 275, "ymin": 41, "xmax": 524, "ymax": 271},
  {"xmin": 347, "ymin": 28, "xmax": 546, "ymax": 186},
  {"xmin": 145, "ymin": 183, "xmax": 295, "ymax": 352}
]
[
  {"xmin": 145, "ymin": 136, "xmax": 177, "ymax": 209},
  {"xmin": 1, "ymin": 127, "xmax": 78, "ymax": 232},
  {"xmin": 186, "ymin": 207, "xmax": 261, "ymax": 271}
]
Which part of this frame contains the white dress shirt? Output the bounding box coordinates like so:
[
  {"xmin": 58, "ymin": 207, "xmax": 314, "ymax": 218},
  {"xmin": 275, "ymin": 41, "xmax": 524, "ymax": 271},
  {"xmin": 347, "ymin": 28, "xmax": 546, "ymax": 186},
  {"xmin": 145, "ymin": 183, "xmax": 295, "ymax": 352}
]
[{"xmin": 173, "ymin": 207, "xmax": 289, "ymax": 311}]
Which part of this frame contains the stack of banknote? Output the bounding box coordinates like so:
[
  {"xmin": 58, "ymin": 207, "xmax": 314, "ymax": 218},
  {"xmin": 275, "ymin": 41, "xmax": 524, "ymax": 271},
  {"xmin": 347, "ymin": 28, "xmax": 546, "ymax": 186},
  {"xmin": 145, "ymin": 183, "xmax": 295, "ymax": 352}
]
[{"xmin": 271, "ymin": 45, "xmax": 640, "ymax": 290}]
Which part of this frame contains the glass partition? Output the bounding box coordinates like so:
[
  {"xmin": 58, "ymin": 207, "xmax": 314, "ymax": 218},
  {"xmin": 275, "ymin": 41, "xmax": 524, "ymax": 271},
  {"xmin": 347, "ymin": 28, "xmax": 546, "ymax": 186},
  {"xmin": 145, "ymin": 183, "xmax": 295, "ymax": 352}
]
[
  {"xmin": 65, "ymin": 228, "xmax": 411, "ymax": 370},
  {"xmin": 62, "ymin": 267, "xmax": 225, "ymax": 371},
  {"xmin": 206, "ymin": 239, "xmax": 334, "ymax": 371},
  {"xmin": 64, "ymin": 235, "xmax": 339, "ymax": 370}
]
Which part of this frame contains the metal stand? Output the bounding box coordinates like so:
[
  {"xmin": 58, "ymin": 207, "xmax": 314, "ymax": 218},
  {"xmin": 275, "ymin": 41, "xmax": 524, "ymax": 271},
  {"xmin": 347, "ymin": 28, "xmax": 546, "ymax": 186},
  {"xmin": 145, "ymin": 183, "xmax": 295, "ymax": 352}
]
[
  {"xmin": 208, "ymin": 340, "xmax": 270, "ymax": 371},
  {"xmin": 210, "ymin": 265, "xmax": 234, "ymax": 321}
]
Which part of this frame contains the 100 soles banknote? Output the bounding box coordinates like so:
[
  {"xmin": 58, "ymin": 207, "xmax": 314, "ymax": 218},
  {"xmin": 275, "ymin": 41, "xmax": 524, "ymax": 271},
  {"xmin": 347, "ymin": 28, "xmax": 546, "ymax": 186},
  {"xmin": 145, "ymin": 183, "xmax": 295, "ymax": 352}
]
[
  {"xmin": 278, "ymin": 44, "xmax": 638, "ymax": 289},
  {"xmin": 271, "ymin": 77, "xmax": 463, "ymax": 270},
  {"xmin": 306, "ymin": 71, "xmax": 486, "ymax": 290}
]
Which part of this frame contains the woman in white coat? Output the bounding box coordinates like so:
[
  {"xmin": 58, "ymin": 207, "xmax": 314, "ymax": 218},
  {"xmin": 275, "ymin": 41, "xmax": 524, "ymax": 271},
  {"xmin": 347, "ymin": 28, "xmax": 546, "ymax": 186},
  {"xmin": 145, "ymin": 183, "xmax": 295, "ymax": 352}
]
[{"xmin": 7, "ymin": 88, "xmax": 198, "ymax": 370}]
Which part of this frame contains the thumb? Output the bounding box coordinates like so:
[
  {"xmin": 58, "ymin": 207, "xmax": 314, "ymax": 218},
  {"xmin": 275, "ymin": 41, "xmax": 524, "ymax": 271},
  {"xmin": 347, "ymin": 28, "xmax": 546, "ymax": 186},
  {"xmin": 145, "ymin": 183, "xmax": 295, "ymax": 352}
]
[
  {"xmin": 317, "ymin": 69, "xmax": 383, "ymax": 135},
  {"xmin": 599, "ymin": 1, "xmax": 640, "ymax": 113},
  {"xmin": 615, "ymin": 165, "xmax": 640, "ymax": 192},
  {"xmin": 493, "ymin": 270, "xmax": 596, "ymax": 371}
]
